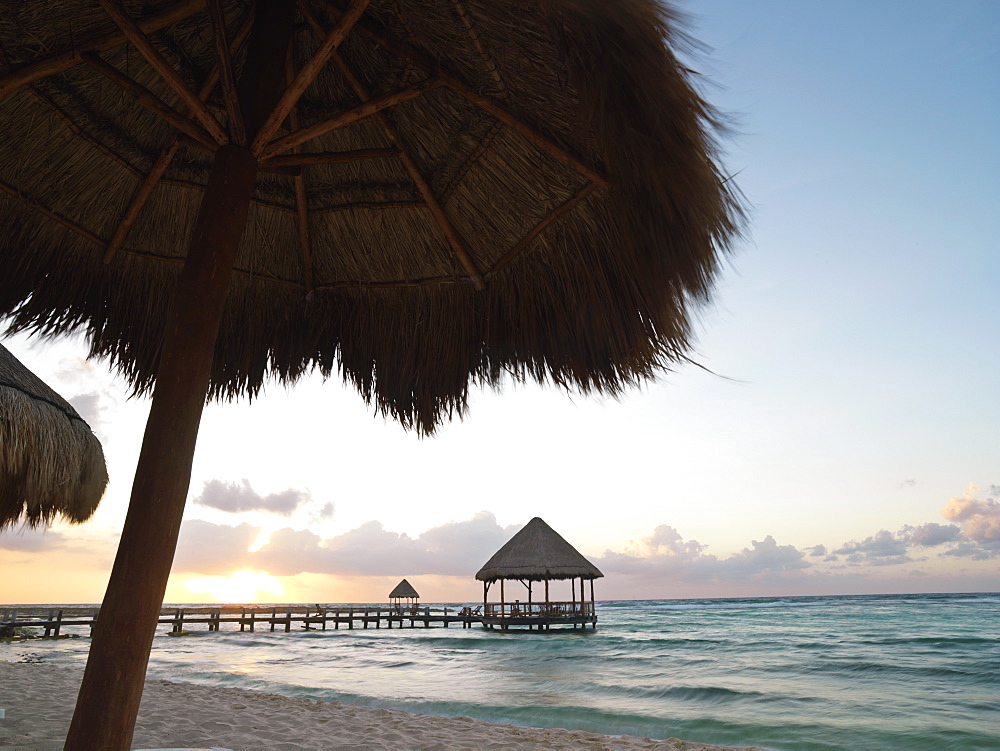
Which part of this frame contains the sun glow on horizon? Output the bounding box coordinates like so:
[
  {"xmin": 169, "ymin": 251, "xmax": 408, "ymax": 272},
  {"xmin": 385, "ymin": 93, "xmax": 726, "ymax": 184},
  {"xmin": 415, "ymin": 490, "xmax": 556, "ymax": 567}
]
[{"xmin": 185, "ymin": 569, "xmax": 284, "ymax": 603}]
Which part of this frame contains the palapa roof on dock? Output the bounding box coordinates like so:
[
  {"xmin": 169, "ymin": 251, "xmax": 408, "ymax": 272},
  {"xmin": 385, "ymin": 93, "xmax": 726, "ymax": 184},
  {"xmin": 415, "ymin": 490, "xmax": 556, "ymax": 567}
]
[
  {"xmin": 0, "ymin": 344, "xmax": 109, "ymax": 528},
  {"xmin": 388, "ymin": 579, "xmax": 419, "ymax": 599},
  {"xmin": 476, "ymin": 517, "xmax": 603, "ymax": 582}
]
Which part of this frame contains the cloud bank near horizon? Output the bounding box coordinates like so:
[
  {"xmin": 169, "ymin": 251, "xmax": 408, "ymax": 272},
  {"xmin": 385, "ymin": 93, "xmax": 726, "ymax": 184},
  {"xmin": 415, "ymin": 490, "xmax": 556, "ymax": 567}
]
[{"xmin": 4, "ymin": 485, "xmax": 997, "ymax": 596}]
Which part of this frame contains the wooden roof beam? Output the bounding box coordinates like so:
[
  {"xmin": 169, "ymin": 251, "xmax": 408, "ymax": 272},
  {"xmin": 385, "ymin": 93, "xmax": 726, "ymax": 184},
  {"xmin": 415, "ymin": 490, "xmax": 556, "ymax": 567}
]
[
  {"xmin": 97, "ymin": 0, "xmax": 227, "ymax": 145},
  {"xmin": 332, "ymin": 51, "xmax": 485, "ymax": 290},
  {"xmin": 208, "ymin": 0, "xmax": 246, "ymax": 146},
  {"xmin": 260, "ymin": 147, "xmax": 399, "ymax": 168},
  {"xmin": 251, "ymin": 0, "xmax": 371, "ymax": 155},
  {"xmin": 284, "ymin": 49, "xmax": 314, "ymax": 294},
  {"xmin": 0, "ymin": 0, "xmax": 206, "ymax": 103},
  {"xmin": 486, "ymin": 182, "xmax": 597, "ymax": 279},
  {"xmin": 260, "ymin": 77, "xmax": 443, "ymax": 160},
  {"xmin": 319, "ymin": 0, "xmax": 609, "ymax": 188},
  {"xmin": 82, "ymin": 53, "xmax": 217, "ymax": 151},
  {"xmin": 103, "ymin": 9, "xmax": 256, "ymax": 265},
  {"xmin": 0, "ymin": 180, "xmax": 103, "ymax": 247}
]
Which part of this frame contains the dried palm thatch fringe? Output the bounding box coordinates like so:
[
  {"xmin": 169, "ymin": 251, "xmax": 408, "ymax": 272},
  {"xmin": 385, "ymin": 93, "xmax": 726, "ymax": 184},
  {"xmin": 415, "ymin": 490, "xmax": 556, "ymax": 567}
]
[
  {"xmin": 0, "ymin": 0, "xmax": 744, "ymax": 434},
  {"xmin": 388, "ymin": 578, "xmax": 420, "ymax": 599},
  {"xmin": 0, "ymin": 344, "xmax": 109, "ymax": 529},
  {"xmin": 476, "ymin": 517, "xmax": 603, "ymax": 582}
]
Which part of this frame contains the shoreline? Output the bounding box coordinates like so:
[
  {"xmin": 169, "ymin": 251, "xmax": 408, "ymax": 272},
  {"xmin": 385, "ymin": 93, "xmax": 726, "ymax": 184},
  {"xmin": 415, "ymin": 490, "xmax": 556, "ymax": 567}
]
[{"xmin": 0, "ymin": 661, "xmax": 759, "ymax": 751}]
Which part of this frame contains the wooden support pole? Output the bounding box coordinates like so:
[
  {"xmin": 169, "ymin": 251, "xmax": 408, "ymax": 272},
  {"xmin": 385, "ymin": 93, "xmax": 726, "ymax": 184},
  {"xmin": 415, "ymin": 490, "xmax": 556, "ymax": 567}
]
[
  {"xmin": 64, "ymin": 3, "xmax": 293, "ymax": 748},
  {"xmin": 500, "ymin": 579, "xmax": 505, "ymax": 617}
]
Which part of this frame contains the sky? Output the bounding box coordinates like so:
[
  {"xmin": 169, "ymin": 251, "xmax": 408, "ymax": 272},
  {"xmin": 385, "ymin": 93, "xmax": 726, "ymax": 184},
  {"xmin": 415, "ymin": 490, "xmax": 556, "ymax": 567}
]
[{"xmin": 1, "ymin": 0, "xmax": 998, "ymax": 605}]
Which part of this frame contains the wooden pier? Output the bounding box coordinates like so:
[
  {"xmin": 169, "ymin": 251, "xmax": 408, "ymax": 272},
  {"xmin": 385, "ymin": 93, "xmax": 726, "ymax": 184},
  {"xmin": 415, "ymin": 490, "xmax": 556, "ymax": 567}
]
[{"xmin": 0, "ymin": 605, "xmax": 482, "ymax": 637}]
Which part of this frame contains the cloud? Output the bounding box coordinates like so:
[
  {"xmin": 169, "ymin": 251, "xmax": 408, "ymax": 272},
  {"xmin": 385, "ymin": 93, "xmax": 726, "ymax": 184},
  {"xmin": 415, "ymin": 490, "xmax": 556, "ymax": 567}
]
[
  {"xmin": 598, "ymin": 527, "xmax": 810, "ymax": 585},
  {"xmin": 904, "ymin": 523, "xmax": 961, "ymax": 547},
  {"xmin": 941, "ymin": 484, "xmax": 1000, "ymax": 543},
  {"xmin": 722, "ymin": 535, "xmax": 809, "ymax": 576},
  {"xmin": 192, "ymin": 479, "xmax": 314, "ymax": 517},
  {"xmin": 833, "ymin": 530, "xmax": 910, "ymax": 561},
  {"xmin": 0, "ymin": 528, "xmax": 69, "ymax": 552},
  {"xmin": 254, "ymin": 511, "xmax": 515, "ymax": 577},
  {"xmin": 900, "ymin": 479, "xmax": 917, "ymax": 488},
  {"xmin": 173, "ymin": 520, "xmax": 260, "ymax": 574},
  {"xmin": 805, "ymin": 544, "xmax": 827, "ymax": 557}
]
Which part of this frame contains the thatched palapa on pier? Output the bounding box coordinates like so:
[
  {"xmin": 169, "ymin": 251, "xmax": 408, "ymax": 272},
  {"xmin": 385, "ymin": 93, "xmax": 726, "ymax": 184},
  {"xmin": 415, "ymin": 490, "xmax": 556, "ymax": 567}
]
[
  {"xmin": 476, "ymin": 517, "xmax": 602, "ymax": 630},
  {"xmin": 388, "ymin": 578, "xmax": 420, "ymax": 611},
  {"xmin": 0, "ymin": 0, "xmax": 743, "ymax": 746},
  {"xmin": 0, "ymin": 344, "xmax": 108, "ymax": 529}
]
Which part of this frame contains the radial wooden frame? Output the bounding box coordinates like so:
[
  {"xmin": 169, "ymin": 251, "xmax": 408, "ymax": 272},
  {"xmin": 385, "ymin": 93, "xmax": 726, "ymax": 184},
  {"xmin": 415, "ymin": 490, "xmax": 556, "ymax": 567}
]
[
  {"xmin": 251, "ymin": 0, "xmax": 371, "ymax": 155},
  {"xmin": 96, "ymin": 0, "xmax": 228, "ymax": 145},
  {"xmin": 81, "ymin": 53, "xmax": 218, "ymax": 151},
  {"xmin": 0, "ymin": 0, "xmax": 207, "ymax": 102},
  {"xmin": 319, "ymin": 0, "xmax": 609, "ymax": 187},
  {"xmin": 103, "ymin": 8, "xmax": 257, "ymax": 264}
]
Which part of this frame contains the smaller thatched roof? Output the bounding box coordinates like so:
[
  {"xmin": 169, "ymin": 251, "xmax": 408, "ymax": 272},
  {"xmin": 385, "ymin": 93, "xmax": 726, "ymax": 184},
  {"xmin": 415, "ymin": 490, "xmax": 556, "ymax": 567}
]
[
  {"xmin": 388, "ymin": 579, "xmax": 419, "ymax": 599},
  {"xmin": 476, "ymin": 517, "xmax": 604, "ymax": 582},
  {"xmin": 0, "ymin": 343, "xmax": 108, "ymax": 528}
]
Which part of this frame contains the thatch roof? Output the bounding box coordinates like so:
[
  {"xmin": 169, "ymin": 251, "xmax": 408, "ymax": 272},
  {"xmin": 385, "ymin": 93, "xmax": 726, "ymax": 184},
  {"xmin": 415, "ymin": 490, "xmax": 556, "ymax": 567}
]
[
  {"xmin": 0, "ymin": 343, "xmax": 109, "ymax": 528},
  {"xmin": 0, "ymin": 0, "xmax": 743, "ymax": 435},
  {"xmin": 388, "ymin": 578, "xmax": 419, "ymax": 599},
  {"xmin": 476, "ymin": 517, "xmax": 603, "ymax": 582}
]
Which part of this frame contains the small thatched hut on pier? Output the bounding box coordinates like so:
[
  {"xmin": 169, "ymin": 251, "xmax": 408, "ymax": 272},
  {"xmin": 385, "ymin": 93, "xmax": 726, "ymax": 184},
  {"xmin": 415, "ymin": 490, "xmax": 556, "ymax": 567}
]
[
  {"xmin": 388, "ymin": 579, "xmax": 420, "ymax": 614},
  {"xmin": 476, "ymin": 517, "xmax": 603, "ymax": 631}
]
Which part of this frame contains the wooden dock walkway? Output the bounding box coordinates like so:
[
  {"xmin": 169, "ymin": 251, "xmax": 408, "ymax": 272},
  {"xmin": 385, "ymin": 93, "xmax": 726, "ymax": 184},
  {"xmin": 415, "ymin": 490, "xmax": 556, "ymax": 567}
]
[{"xmin": 0, "ymin": 606, "xmax": 482, "ymax": 637}]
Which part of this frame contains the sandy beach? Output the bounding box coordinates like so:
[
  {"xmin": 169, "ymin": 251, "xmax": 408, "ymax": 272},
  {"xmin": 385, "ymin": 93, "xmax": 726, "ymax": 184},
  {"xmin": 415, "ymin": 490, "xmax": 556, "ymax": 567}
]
[{"xmin": 0, "ymin": 661, "xmax": 758, "ymax": 751}]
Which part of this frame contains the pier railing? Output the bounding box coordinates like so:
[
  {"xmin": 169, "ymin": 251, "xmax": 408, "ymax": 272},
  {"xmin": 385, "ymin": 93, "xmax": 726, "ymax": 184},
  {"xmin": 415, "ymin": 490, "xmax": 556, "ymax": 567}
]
[
  {"xmin": 0, "ymin": 605, "xmax": 482, "ymax": 636},
  {"xmin": 483, "ymin": 601, "xmax": 595, "ymax": 618}
]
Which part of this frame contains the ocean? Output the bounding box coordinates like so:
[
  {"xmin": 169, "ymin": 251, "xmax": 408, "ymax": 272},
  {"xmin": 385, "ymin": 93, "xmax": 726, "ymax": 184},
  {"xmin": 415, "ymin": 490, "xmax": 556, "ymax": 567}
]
[{"xmin": 3, "ymin": 592, "xmax": 998, "ymax": 750}]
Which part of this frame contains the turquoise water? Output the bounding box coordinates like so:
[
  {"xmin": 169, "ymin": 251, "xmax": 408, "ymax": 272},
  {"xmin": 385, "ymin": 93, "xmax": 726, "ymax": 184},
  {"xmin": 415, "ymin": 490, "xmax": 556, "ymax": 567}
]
[{"xmin": 5, "ymin": 593, "xmax": 999, "ymax": 750}]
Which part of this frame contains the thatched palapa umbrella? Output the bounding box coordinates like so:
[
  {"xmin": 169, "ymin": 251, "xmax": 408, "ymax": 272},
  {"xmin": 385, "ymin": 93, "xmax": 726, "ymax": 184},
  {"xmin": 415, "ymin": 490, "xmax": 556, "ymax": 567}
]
[
  {"xmin": 0, "ymin": 344, "xmax": 108, "ymax": 528},
  {"xmin": 0, "ymin": 0, "xmax": 742, "ymax": 747}
]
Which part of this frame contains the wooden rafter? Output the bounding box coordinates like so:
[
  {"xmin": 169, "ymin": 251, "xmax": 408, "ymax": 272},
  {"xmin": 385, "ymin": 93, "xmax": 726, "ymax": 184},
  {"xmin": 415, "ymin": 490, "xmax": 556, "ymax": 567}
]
[
  {"xmin": 451, "ymin": 0, "xmax": 509, "ymax": 102},
  {"xmin": 0, "ymin": 180, "xmax": 103, "ymax": 246},
  {"xmin": 0, "ymin": 0, "xmax": 206, "ymax": 103},
  {"xmin": 82, "ymin": 53, "xmax": 217, "ymax": 151},
  {"xmin": 97, "ymin": 0, "xmax": 227, "ymax": 145},
  {"xmin": 315, "ymin": 274, "xmax": 461, "ymax": 291},
  {"xmin": 260, "ymin": 148, "xmax": 399, "ymax": 168},
  {"xmin": 0, "ymin": 43, "xmax": 144, "ymax": 180},
  {"xmin": 313, "ymin": 200, "xmax": 422, "ymax": 215},
  {"xmin": 104, "ymin": 142, "xmax": 182, "ymax": 264},
  {"xmin": 332, "ymin": 50, "xmax": 485, "ymax": 290},
  {"xmin": 285, "ymin": 49, "xmax": 314, "ymax": 294},
  {"xmin": 486, "ymin": 182, "xmax": 598, "ymax": 279},
  {"xmin": 208, "ymin": 0, "xmax": 246, "ymax": 146},
  {"xmin": 251, "ymin": 0, "xmax": 371, "ymax": 155},
  {"xmin": 259, "ymin": 77, "xmax": 444, "ymax": 160},
  {"xmin": 103, "ymin": 9, "xmax": 256, "ymax": 265},
  {"xmin": 320, "ymin": 0, "xmax": 609, "ymax": 188}
]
